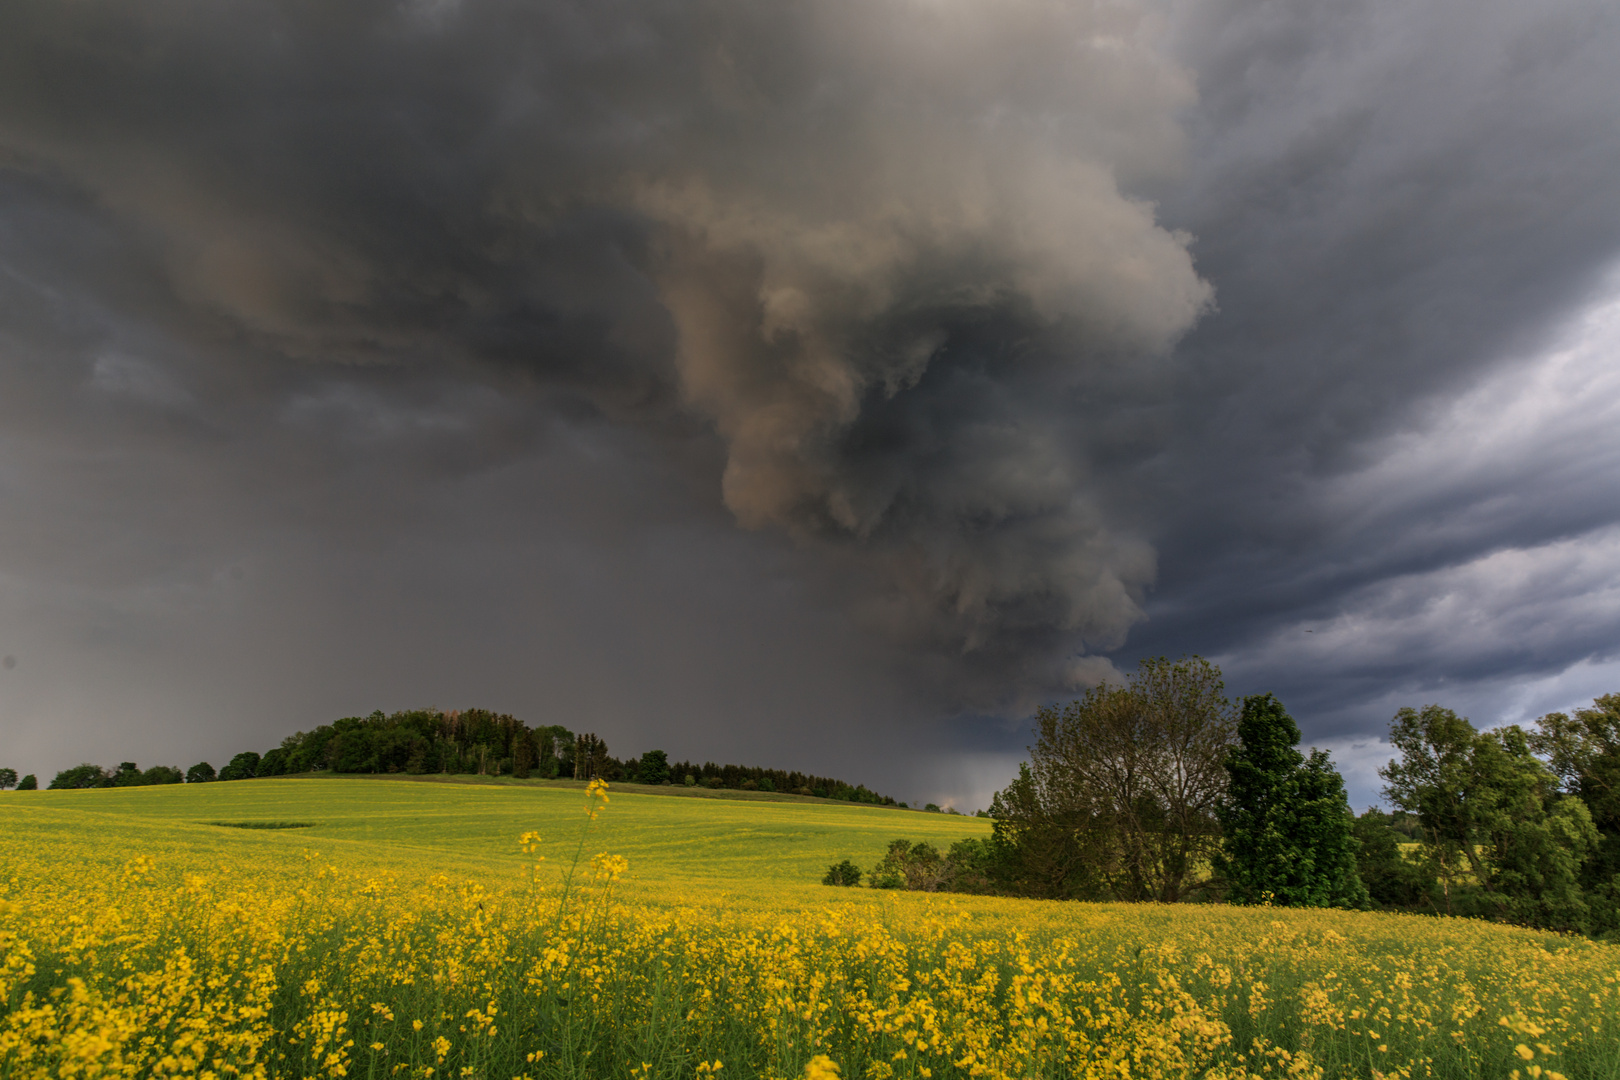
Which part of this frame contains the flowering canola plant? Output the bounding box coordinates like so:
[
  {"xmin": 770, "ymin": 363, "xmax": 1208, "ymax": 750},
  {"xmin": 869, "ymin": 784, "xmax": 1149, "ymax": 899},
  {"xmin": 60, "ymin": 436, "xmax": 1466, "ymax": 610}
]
[{"xmin": 3, "ymin": 784, "xmax": 1619, "ymax": 1080}]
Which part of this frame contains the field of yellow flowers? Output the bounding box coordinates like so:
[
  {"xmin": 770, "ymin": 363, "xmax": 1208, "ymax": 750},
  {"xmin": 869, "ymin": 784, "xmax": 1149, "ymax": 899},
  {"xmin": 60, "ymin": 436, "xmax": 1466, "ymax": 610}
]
[{"xmin": 3, "ymin": 778, "xmax": 1618, "ymax": 1080}]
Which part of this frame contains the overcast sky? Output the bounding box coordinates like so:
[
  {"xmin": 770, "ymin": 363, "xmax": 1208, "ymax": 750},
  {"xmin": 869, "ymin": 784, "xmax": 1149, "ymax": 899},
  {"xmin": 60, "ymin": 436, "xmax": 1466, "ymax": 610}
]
[{"xmin": 3, "ymin": 0, "xmax": 1618, "ymax": 809}]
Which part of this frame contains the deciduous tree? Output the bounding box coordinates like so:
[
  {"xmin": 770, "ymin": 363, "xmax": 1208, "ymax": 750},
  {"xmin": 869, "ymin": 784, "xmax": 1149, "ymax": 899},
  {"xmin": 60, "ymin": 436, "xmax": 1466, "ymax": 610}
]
[
  {"xmin": 992, "ymin": 656, "xmax": 1237, "ymax": 902},
  {"xmin": 1382, "ymin": 705, "xmax": 1598, "ymax": 929}
]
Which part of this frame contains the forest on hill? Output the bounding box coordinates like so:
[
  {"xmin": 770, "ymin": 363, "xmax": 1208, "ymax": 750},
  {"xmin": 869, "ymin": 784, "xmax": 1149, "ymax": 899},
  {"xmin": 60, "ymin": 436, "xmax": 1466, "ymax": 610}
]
[{"xmin": 25, "ymin": 707, "xmax": 900, "ymax": 806}]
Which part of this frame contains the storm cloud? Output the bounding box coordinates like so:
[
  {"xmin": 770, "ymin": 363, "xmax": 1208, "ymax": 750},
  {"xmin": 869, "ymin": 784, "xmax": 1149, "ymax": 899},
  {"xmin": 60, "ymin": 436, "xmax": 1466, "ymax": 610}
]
[{"xmin": 2, "ymin": 0, "xmax": 1619, "ymax": 807}]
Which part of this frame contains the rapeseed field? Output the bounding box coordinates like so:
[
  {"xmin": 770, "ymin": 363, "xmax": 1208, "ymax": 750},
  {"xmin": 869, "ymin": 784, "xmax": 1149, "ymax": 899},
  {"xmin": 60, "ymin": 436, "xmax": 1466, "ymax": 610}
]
[{"xmin": 3, "ymin": 779, "xmax": 1618, "ymax": 1080}]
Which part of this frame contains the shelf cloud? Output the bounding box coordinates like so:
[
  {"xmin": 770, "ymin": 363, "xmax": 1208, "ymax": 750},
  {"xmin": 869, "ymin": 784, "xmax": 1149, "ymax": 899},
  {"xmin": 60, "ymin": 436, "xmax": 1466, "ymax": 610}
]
[{"xmin": 3, "ymin": 0, "xmax": 1619, "ymax": 807}]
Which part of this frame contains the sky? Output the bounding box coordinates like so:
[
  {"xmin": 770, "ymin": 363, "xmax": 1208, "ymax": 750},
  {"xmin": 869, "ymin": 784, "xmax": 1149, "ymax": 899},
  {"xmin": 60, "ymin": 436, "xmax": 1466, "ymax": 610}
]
[{"xmin": 2, "ymin": 0, "xmax": 1619, "ymax": 811}]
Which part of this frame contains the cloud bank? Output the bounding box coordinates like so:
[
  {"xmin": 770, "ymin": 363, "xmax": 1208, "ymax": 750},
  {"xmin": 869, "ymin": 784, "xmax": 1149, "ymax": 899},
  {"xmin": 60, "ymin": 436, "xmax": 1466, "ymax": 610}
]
[{"xmin": 3, "ymin": 0, "xmax": 1620, "ymax": 808}]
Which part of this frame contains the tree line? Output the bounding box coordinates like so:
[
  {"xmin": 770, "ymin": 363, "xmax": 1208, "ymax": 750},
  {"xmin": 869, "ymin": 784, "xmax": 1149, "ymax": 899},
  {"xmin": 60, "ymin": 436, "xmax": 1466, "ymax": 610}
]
[
  {"xmin": 13, "ymin": 706, "xmax": 900, "ymax": 805},
  {"xmin": 825, "ymin": 656, "xmax": 1620, "ymax": 937}
]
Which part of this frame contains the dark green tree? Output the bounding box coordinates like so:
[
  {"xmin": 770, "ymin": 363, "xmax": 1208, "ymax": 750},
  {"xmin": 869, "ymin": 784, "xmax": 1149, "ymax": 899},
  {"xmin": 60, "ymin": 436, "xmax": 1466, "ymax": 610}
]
[
  {"xmin": 574, "ymin": 733, "xmax": 608, "ymax": 780},
  {"xmin": 49, "ymin": 764, "xmax": 110, "ymax": 789},
  {"xmin": 1531, "ymin": 695, "xmax": 1620, "ymax": 936},
  {"xmin": 511, "ymin": 731, "xmax": 536, "ymax": 779},
  {"xmin": 1382, "ymin": 706, "xmax": 1598, "ymax": 929},
  {"xmin": 0, "ymin": 767, "xmax": 16, "ymax": 789},
  {"xmin": 141, "ymin": 765, "xmax": 184, "ymax": 785},
  {"xmin": 1352, "ymin": 809, "xmax": 1434, "ymax": 909},
  {"xmin": 1214, "ymin": 694, "xmax": 1302, "ymax": 903},
  {"xmin": 1215, "ymin": 694, "xmax": 1368, "ymax": 908},
  {"xmin": 17, "ymin": 774, "xmax": 37, "ymax": 790},
  {"xmin": 111, "ymin": 762, "xmax": 142, "ymax": 786},
  {"xmin": 257, "ymin": 748, "xmax": 291, "ymax": 777},
  {"xmin": 186, "ymin": 761, "xmax": 217, "ymax": 784},
  {"xmin": 638, "ymin": 749, "xmax": 670, "ymax": 785},
  {"xmin": 218, "ymin": 752, "xmax": 261, "ymax": 782}
]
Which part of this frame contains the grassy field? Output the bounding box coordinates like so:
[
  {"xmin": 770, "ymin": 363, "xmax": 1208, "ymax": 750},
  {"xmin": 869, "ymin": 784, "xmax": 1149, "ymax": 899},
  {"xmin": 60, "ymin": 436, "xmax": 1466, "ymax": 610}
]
[
  {"xmin": 3, "ymin": 778, "xmax": 1619, "ymax": 1080},
  {"xmin": 0, "ymin": 776, "xmax": 989, "ymax": 900}
]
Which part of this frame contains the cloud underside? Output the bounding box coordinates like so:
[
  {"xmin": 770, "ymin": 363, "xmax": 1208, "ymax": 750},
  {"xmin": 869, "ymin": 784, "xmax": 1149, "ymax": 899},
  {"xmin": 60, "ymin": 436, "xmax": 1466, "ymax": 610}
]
[{"xmin": 2, "ymin": 0, "xmax": 1620, "ymax": 805}]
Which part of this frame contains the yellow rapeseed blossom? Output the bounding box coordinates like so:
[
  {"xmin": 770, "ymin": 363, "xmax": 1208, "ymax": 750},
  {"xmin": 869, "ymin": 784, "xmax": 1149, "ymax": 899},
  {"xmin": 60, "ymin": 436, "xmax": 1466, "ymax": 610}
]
[{"xmin": 4, "ymin": 792, "xmax": 1619, "ymax": 1080}]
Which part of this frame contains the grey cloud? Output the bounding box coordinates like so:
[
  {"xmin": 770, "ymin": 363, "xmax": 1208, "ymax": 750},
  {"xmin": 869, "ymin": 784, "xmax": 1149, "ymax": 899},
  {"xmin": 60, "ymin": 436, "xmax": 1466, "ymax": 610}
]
[
  {"xmin": 1113, "ymin": 0, "xmax": 1620, "ymax": 780},
  {"xmin": 4, "ymin": 0, "xmax": 1620, "ymax": 805},
  {"xmin": 0, "ymin": 0, "xmax": 1212, "ymax": 680}
]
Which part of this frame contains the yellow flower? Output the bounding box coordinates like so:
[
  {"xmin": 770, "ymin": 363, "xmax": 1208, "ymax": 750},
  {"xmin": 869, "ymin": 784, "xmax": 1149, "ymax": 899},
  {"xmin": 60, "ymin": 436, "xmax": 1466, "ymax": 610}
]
[{"xmin": 803, "ymin": 1056, "xmax": 840, "ymax": 1080}]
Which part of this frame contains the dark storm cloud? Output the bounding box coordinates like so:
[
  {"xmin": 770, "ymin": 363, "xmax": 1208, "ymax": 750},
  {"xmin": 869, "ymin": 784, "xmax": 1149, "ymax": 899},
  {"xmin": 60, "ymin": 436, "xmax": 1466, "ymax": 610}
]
[
  {"xmin": 2, "ymin": 0, "xmax": 1620, "ymax": 808},
  {"xmin": 1117, "ymin": 0, "xmax": 1620, "ymax": 802}
]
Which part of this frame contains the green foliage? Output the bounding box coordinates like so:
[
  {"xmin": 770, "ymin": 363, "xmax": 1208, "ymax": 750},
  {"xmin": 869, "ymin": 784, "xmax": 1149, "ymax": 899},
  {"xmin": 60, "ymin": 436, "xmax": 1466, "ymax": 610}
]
[
  {"xmin": 684, "ymin": 774, "xmax": 697, "ymax": 787},
  {"xmin": 0, "ymin": 767, "xmax": 16, "ymax": 789},
  {"xmin": 187, "ymin": 761, "xmax": 217, "ymax": 784},
  {"xmin": 257, "ymin": 748, "xmax": 290, "ymax": 777},
  {"xmin": 987, "ymin": 762, "xmax": 1105, "ymax": 900},
  {"xmin": 637, "ymin": 749, "xmax": 670, "ymax": 786},
  {"xmin": 218, "ymin": 752, "xmax": 261, "ymax": 782},
  {"xmin": 863, "ymin": 838, "xmax": 998, "ymax": 893},
  {"xmin": 991, "ymin": 656, "xmax": 1235, "ymax": 904},
  {"xmin": 1531, "ymin": 695, "xmax": 1620, "ymax": 937},
  {"xmin": 821, "ymin": 859, "xmax": 863, "ymax": 886},
  {"xmin": 17, "ymin": 773, "xmax": 37, "ymax": 790},
  {"xmin": 1352, "ymin": 809, "xmax": 1434, "ymax": 910},
  {"xmin": 49, "ymin": 763, "xmax": 111, "ymax": 789},
  {"xmin": 1382, "ymin": 705, "xmax": 1599, "ymax": 930},
  {"xmin": 1215, "ymin": 694, "xmax": 1368, "ymax": 908}
]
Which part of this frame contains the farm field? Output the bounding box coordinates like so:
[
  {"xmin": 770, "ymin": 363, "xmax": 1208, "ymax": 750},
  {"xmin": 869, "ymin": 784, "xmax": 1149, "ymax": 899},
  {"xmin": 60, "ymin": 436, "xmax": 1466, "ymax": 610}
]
[{"xmin": 4, "ymin": 778, "xmax": 1619, "ymax": 1080}]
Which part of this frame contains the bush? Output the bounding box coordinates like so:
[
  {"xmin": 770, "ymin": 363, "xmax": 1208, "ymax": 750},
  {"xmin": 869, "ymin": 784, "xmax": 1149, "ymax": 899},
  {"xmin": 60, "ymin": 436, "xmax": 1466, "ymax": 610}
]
[
  {"xmin": 758, "ymin": 778, "xmax": 775, "ymax": 792},
  {"xmin": 684, "ymin": 774, "xmax": 696, "ymax": 787},
  {"xmin": 703, "ymin": 776, "xmax": 724, "ymax": 789},
  {"xmin": 866, "ymin": 838, "xmax": 1000, "ymax": 895},
  {"xmin": 822, "ymin": 859, "xmax": 863, "ymax": 886},
  {"xmin": 740, "ymin": 779, "xmax": 759, "ymax": 791}
]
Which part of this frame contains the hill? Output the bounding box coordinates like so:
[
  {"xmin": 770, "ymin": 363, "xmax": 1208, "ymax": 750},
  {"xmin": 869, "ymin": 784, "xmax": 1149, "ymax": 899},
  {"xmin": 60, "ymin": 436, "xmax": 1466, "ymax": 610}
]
[{"xmin": 7, "ymin": 774, "xmax": 986, "ymax": 898}]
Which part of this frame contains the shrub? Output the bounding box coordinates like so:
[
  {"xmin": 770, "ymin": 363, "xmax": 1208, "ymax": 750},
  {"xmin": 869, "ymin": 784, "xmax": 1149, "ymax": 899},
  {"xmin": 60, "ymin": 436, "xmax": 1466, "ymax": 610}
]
[
  {"xmin": 684, "ymin": 774, "xmax": 697, "ymax": 787},
  {"xmin": 740, "ymin": 779, "xmax": 759, "ymax": 791},
  {"xmin": 703, "ymin": 777, "xmax": 724, "ymax": 789},
  {"xmin": 758, "ymin": 777, "xmax": 775, "ymax": 792},
  {"xmin": 821, "ymin": 859, "xmax": 863, "ymax": 886}
]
